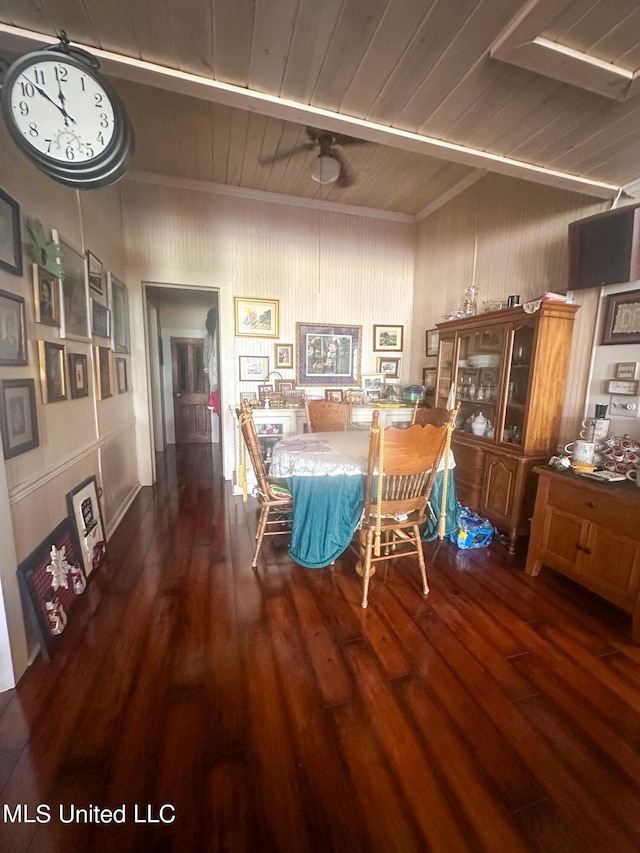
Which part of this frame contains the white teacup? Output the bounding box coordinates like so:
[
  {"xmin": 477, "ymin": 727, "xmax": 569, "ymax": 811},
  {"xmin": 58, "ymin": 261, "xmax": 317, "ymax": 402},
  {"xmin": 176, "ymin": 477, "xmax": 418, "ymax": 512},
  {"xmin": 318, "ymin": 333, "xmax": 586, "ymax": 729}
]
[
  {"xmin": 564, "ymin": 440, "xmax": 596, "ymax": 465},
  {"xmin": 627, "ymin": 468, "xmax": 639, "ymax": 487}
]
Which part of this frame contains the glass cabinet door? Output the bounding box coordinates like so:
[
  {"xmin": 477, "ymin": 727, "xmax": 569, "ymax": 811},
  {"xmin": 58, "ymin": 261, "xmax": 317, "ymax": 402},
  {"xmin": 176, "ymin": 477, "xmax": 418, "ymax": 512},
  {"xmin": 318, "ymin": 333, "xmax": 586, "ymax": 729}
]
[
  {"xmin": 502, "ymin": 323, "xmax": 535, "ymax": 446},
  {"xmin": 436, "ymin": 336, "xmax": 456, "ymax": 408},
  {"xmin": 455, "ymin": 327, "xmax": 505, "ymax": 439}
]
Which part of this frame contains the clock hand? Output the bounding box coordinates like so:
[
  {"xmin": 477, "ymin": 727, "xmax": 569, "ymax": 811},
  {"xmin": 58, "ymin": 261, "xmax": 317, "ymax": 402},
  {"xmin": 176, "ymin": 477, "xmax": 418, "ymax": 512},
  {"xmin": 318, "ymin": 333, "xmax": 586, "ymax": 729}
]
[
  {"xmin": 56, "ymin": 79, "xmax": 71, "ymax": 128},
  {"xmin": 23, "ymin": 74, "xmax": 76, "ymax": 124}
]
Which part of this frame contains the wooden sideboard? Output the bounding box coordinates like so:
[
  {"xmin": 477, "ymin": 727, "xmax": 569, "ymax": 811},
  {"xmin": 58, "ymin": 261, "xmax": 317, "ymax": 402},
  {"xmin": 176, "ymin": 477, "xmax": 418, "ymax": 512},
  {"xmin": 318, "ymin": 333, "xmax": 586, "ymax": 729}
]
[{"xmin": 525, "ymin": 466, "xmax": 640, "ymax": 642}]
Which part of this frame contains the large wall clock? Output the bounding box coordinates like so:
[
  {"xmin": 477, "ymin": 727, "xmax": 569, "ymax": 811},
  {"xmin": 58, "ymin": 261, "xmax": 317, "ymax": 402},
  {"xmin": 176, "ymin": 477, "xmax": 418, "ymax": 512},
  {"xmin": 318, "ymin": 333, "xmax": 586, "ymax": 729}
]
[{"xmin": 0, "ymin": 34, "xmax": 134, "ymax": 189}]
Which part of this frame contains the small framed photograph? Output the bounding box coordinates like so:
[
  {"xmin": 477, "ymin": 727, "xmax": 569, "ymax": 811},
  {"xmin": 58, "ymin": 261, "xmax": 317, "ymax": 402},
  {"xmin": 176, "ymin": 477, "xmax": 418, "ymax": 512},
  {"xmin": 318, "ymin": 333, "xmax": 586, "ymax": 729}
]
[
  {"xmin": 297, "ymin": 322, "xmax": 361, "ymax": 386},
  {"xmin": 325, "ymin": 389, "xmax": 344, "ymax": 402},
  {"xmin": 376, "ymin": 356, "xmax": 400, "ymax": 378},
  {"xmin": 234, "ymin": 297, "xmax": 279, "ymax": 338},
  {"xmin": 57, "ymin": 235, "xmax": 90, "ymax": 342},
  {"xmin": 426, "ymin": 328, "xmax": 439, "ymax": 357},
  {"xmin": 0, "ymin": 186, "xmax": 22, "ymax": 276},
  {"xmin": 257, "ymin": 383, "xmax": 273, "ymax": 401},
  {"xmin": 424, "ymin": 355, "xmax": 437, "ymax": 369},
  {"xmin": 32, "ymin": 263, "xmax": 60, "ymax": 326},
  {"xmin": 346, "ymin": 390, "xmax": 364, "ymax": 404},
  {"xmin": 68, "ymin": 352, "xmax": 89, "ymax": 399},
  {"xmin": 601, "ymin": 288, "xmax": 640, "ymax": 345},
  {"xmin": 373, "ymin": 324, "xmax": 403, "ymax": 352},
  {"xmin": 66, "ymin": 475, "xmax": 107, "ymax": 579},
  {"xmin": 239, "ymin": 392, "xmax": 259, "ymax": 405},
  {"xmin": 361, "ymin": 373, "xmax": 384, "ymax": 392},
  {"xmin": 38, "ymin": 341, "xmax": 67, "ymax": 403},
  {"xmin": 0, "ymin": 378, "xmax": 39, "ymax": 459},
  {"xmin": 274, "ymin": 342, "xmax": 294, "ymax": 368},
  {"xmin": 86, "ymin": 251, "xmax": 104, "ymax": 295},
  {"xmin": 239, "ymin": 355, "xmax": 269, "ymax": 381},
  {"xmin": 274, "ymin": 379, "xmax": 296, "ymax": 393},
  {"xmin": 17, "ymin": 517, "xmax": 86, "ymax": 661},
  {"xmin": 108, "ymin": 272, "xmax": 130, "ymax": 353},
  {"xmin": 0, "ymin": 289, "xmax": 27, "ymax": 365},
  {"xmin": 95, "ymin": 346, "xmax": 112, "ymax": 399},
  {"xmin": 116, "ymin": 356, "xmax": 128, "ymax": 393},
  {"xmin": 91, "ymin": 298, "xmax": 110, "ymax": 338}
]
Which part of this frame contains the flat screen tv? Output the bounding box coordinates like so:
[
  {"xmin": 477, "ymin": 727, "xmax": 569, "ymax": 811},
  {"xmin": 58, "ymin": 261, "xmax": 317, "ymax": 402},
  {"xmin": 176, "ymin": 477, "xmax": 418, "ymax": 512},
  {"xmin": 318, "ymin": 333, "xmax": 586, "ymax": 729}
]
[{"xmin": 568, "ymin": 203, "xmax": 640, "ymax": 289}]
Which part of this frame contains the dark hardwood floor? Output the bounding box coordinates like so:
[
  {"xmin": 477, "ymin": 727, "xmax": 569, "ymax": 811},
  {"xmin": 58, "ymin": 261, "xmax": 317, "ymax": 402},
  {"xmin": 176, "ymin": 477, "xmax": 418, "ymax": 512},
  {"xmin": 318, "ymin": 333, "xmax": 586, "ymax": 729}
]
[{"xmin": 1, "ymin": 443, "xmax": 640, "ymax": 852}]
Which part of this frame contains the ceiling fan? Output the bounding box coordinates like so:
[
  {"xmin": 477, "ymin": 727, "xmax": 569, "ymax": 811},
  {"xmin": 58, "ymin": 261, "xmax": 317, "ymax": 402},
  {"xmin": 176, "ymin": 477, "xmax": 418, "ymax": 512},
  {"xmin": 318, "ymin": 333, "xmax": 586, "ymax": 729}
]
[{"xmin": 260, "ymin": 126, "xmax": 368, "ymax": 188}]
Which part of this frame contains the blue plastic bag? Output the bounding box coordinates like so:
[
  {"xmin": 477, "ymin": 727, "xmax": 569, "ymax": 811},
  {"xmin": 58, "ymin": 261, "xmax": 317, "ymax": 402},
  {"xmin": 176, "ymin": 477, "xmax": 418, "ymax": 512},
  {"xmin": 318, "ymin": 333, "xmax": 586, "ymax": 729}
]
[{"xmin": 448, "ymin": 506, "xmax": 493, "ymax": 549}]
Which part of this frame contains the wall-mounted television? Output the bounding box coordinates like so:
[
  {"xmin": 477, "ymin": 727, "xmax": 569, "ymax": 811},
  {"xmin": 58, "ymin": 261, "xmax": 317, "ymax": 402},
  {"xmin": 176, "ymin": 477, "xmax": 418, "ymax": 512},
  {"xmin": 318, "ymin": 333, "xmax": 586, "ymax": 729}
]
[{"xmin": 568, "ymin": 202, "xmax": 640, "ymax": 290}]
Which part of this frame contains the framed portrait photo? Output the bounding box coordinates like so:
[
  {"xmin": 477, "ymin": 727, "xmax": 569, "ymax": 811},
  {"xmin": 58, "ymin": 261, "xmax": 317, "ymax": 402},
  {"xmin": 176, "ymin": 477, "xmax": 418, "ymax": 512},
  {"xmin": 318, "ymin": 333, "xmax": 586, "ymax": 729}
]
[
  {"xmin": 66, "ymin": 475, "xmax": 107, "ymax": 580},
  {"xmin": 376, "ymin": 356, "xmax": 400, "ymax": 378},
  {"xmin": 601, "ymin": 288, "xmax": 640, "ymax": 345},
  {"xmin": 91, "ymin": 298, "xmax": 110, "ymax": 339},
  {"xmin": 95, "ymin": 346, "xmax": 112, "ymax": 399},
  {"xmin": 426, "ymin": 328, "xmax": 439, "ymax": 357},
  {"xmin": 296, "ymin": 322, "xmax": 361, "ymax": 386},
  {"xmin": 373, "ymin": 324, "xmax": 403, "ymax": 352},
  {"xmin": 108, "ymin": 272, "xmax": 130, "ymax": 353},
  {"xmin": 68, "ymin": 352, "xmax": 89, "ymax": 399},
  {"xmin": 32, "ymin": 263, "xmax": 60, "ymax": 326},
  {"xmin": 274, "ymin": 342, "xmax": 293, "ymax": 369},
  {"xmin": 38, "ymin": 341, "xmax": 67, "ymax": 403},
  {"xmin": 274, "ymin": 379, "xmax": 296, "ymax": 393},
  {"xmin": 0, "ymin": 289, "xmax": 27, "ymax": 366},
  {"xmin": 0, "ymin": 378, "xmax": 39, "ymax": 459},
  {"xmin": 239, "ymin": 355, "xmax": 269, "ymax": 381},
  {"xmin": 0, "ymin": 186, "xmax": 22, "ymax": 276},
  {"xmin": 325, "ymin": 389, "xmax": 344, "ymax": 402},
  {"xmin": 235, "ymin": 297, "xmax": 279, "ymax": 338},
  {"xmin": 86, "ymin": 251, "xmax": 104, "ymax": 295}
]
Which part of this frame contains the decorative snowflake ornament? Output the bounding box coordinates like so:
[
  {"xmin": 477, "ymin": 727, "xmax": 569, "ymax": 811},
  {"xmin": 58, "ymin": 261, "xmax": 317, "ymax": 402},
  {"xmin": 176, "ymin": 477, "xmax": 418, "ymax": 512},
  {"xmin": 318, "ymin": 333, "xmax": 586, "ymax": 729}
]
[{"xmin": 46, "ymin": 544, "xmax": 73, "ymax": 591}]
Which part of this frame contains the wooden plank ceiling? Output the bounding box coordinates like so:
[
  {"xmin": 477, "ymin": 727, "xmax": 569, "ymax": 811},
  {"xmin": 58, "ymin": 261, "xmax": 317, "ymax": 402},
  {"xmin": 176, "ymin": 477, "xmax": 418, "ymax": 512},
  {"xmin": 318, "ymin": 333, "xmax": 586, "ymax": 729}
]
[{"xmin": 2, "ymin": 0, "xmax": 640, "ymax": 215}]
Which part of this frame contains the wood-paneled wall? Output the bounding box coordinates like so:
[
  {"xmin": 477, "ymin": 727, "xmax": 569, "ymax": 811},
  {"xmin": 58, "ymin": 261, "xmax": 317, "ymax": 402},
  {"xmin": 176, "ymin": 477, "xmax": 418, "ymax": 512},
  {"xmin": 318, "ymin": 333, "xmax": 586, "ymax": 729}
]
[{"xmin": 412, "ymin": 174, "xmax": 607, "ymax": 445}]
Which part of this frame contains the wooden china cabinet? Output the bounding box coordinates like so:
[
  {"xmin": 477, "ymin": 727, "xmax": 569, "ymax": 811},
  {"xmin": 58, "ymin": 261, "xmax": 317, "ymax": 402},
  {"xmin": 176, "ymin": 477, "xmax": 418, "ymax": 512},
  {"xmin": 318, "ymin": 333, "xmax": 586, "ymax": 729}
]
[{"xmin": 435, "ymin": 301, "xmax": 579, "ymax": 553}]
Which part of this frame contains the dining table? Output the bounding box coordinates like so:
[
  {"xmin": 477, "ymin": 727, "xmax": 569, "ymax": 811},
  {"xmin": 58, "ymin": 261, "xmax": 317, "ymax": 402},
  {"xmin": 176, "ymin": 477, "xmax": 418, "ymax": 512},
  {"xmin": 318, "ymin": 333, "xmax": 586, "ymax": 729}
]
[{"xmin": 269, "ymin": 429, "xmax": 459, "ymax": 569}]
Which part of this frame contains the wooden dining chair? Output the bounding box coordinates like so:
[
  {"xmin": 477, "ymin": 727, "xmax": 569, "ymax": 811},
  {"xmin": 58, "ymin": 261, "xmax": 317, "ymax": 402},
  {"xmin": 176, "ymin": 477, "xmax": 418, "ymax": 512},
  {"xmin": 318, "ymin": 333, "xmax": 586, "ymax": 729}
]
[
  {"xmin": 236, "ymin": 399, "xmax": 293, "ymax": 567},
  {"xmin": 411, "ymin": 398, "xmax": 450, "ymax": 427},
  {"xmin": 304, "ymin": 398, "xmax": 353, "ymax": 432},
  {"xmin": 356, "ymin": 408, "xmax": 456, "ymax": 608}
]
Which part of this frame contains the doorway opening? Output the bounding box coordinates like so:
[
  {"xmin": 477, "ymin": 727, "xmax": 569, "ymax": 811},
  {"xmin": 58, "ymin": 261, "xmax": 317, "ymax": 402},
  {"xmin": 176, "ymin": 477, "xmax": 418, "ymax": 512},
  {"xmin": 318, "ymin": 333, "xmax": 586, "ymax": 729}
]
[{"xmin": 144, "ymin": 284, "xmax": 220, "ymax": 471}]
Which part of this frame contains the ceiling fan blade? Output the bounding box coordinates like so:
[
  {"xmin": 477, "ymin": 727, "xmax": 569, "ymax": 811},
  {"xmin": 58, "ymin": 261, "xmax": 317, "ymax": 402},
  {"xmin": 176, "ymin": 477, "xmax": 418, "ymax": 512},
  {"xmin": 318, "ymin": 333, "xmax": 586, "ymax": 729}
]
[
  {"xmin": 260, "ymin": 142, "xmax": 315, "ymax": 166},
  {"xmin": 332, "ymin": 150, "xmax": 355, "ymax": 188},
  {"xmin": 332, "ymin": 133, "xmax": 369, "ymax": 147}
]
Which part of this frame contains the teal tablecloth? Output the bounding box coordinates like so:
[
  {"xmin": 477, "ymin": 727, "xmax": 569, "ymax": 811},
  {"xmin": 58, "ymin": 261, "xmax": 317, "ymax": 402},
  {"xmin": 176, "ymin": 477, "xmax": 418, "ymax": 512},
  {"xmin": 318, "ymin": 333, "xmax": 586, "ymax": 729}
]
[{"xmin": 286, "ymin": 468, "xmax": 459, "ymax": 568}]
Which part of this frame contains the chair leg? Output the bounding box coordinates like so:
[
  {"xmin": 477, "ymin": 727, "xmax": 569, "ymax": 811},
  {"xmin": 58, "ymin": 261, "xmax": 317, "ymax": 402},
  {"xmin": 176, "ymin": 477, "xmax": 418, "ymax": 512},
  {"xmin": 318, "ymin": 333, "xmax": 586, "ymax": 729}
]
[
  {"xmin": 361, "ymin": 529, "xmax": 374, "ymax": 608},
  {"xmin": 253, "ymin": 505, "xmax": 270, "ymax": 568},
  {"xmin": 413, "ymin": 524, "xmax": 429, "ymax": 595}
]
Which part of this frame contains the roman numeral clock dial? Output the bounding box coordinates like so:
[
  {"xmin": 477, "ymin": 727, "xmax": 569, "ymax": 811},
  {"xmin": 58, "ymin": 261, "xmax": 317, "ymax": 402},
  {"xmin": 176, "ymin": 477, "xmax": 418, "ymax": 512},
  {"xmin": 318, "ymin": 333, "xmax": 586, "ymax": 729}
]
[{"xmin": 1, "ymin": 35, "xmax": 134, "ymax": 188}]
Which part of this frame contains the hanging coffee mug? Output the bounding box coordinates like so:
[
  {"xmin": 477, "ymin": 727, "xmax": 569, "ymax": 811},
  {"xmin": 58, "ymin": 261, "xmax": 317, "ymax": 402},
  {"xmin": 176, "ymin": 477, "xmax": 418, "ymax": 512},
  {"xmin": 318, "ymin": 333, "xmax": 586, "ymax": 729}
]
[{"xmin": 564, "ymin": 440, "xmax": 596, "ymax": 465}]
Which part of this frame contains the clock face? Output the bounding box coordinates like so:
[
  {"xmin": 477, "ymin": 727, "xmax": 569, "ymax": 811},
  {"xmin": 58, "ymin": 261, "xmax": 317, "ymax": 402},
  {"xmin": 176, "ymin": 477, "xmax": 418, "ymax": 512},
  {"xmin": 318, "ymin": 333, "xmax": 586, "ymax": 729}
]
[{"xmin": 6, "ymin": 56, "xmax": 116, "ymax": 164}]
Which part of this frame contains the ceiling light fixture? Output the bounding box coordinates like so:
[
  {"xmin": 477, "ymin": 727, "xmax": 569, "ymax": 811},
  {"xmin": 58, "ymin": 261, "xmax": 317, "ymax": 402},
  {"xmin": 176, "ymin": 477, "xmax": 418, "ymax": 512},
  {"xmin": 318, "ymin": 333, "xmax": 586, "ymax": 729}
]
[{"xmin": 311, "ymin": 154, "xmax": 340, "ymax": 185}]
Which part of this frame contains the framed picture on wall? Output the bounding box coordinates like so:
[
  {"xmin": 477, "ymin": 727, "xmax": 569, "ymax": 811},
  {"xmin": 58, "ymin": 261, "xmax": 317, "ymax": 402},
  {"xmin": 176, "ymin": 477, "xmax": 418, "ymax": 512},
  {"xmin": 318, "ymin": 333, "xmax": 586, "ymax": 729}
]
[
  {"xmin": 68, "ymin": 352, "xmax": 89, "ymax": 399},
  {"xmin": 116, "ymin": 356, "xmax": 128, "ymax": 393},
  {"xmin": 601, "ymin": 288, "xmax": 640, "ymax": 345},
  {"xmin": 234, "ymin": 297, "xmax": 279, "ymax": 338},
  {"xmin": 108, "ymin": 272, "xmax": 130, "ymax": 353},
  {"xmin": 95, "ymin": 346, "xmax": 112, "ymax": 399},
  {"xmin": 426, "ymin": 328, "xmax": 439, "ymax": 357},
  {"xmin": 376, "ymin": 356, "xmax": 400, "ymax": 378},
  {"xmin": 55, "ymin": 233, "xmax": 90, "ymax": 342},
  {"xmin": 239, "ymin": 355, "xmax": 269, "ymax": 381},
  {"xmin": 296, "ymin": 322, "xmax": 361, "ymax": 386},
  {"xmin": 274, "ymin": 342, "xmax": 293, "ymax": 368},
  {"xmin": 32, "ymin": 264, "xmax": 60, "ymax": 326},
  {"xmin": 0, "ymin": 378, "xmax": 39, "ymax": 459},
  {"xmin": 86, "ymin": 251, "xmax": 104, "ymax": 295},
  {"xmin": 91, "ymin": 298, "xmax": 110, "ymax": 339},
  {"xmin": 374, "ymin": 324, "xmax": 403, "ymax": 352},
  {"xmin": 0, "ymin": 186, "xmax": 22, "ymax": 276},
  {"xmin": 38, "ymin": 341, "xmax": 67, "ymax": 403},
  {"xmin": 0, "ymin": 289, "xmax": 27, "ymax": 365}
]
